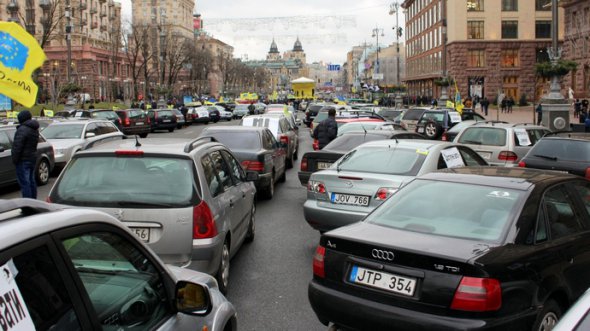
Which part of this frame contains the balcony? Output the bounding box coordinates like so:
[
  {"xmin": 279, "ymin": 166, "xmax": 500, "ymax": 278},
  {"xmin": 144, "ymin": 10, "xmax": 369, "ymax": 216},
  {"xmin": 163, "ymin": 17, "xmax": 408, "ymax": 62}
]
[
  {"xmin": 39, "ymin": 0, "xmax": 51, "ymax": 9},
  {"xmin": 99, "ymin": 0, "xmax": 106, "ymax": 3},
  {"xmin": 80, "ymin": 19, "xmax": 87, "ymax": 26},
  {"xmin": 100, "ymin": 12, "xmax": 107, "ymax": 18},
  {"xmin": 91, "ymin": 21, "xmax": 98, "ymax": 29},
  {"xmin": 90, "ymin": 7, "xmax": 97, "ymax": 14},
  {"xmin": 80, "ymin": 2, "xmax": 87, "ymax": 10},
  {"xmin": 100, "ymin": 25, "xmax": 107, "ymax": 32},
  {"xmin": 108, "ymin": 0, "xmax": 114, "ymax": 6},
  {"xmin": 7, "ymin": 2, "xmax": 19, "ymax": 12}
]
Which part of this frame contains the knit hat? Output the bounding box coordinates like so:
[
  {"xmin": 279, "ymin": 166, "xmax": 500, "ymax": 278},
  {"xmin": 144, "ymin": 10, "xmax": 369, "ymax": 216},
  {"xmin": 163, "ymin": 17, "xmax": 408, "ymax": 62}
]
[{"xmin": 17, "ymin": 110, "xmax": 32, "ymax": 124}]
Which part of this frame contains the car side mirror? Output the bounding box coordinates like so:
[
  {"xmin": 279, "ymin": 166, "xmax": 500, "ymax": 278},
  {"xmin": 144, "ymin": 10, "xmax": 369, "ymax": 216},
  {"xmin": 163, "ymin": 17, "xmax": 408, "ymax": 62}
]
[
  {"xmin": 175, "ymin": 281, "xmax": 212, "ymax": 316},
  {"xmin": 0, "ymin": 146, "xmax": 4, "ymax": 152},
  {"xmin": 245, "ymin": 171, "xmax": 259, "ymax": 181},
  {"xmin": 85, "ymin": 132, "xmax": 96, "ymax": 138}
]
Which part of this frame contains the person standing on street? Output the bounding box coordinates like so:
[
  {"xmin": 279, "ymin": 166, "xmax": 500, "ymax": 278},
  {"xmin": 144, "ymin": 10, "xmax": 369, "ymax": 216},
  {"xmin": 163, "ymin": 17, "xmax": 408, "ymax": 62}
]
[
  {"xmin": 536, "ymin": 104, "xmax": 543, "ymax": 126},
  {"xmin": 313, "ymin": 108, "xmax": 338, "ymax": 149},
  {"xmin": 11, "ymin": 110, "xmax": 40, "ymax": 199},
  {"xmin": 481, "ymin": 97, "xmax": 490, "ymax": 116},
  {"xmin": 248, "ymin": 101, "xmax": 256, "ymax": 115}
]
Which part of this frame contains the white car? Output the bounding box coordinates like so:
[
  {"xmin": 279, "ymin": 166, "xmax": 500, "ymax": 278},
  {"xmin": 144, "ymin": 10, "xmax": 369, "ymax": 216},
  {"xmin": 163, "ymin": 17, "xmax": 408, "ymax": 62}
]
[
  {"xmin": 214, "ymin": 105, "xmax": 233, "ymax": 121},
  {"xmin": 187, "ymin": 107, "xmax": 211, "ymax": 124},
  {"xmin": 41, "ymin": 119, "xmax": 123, "ymax": 167}
]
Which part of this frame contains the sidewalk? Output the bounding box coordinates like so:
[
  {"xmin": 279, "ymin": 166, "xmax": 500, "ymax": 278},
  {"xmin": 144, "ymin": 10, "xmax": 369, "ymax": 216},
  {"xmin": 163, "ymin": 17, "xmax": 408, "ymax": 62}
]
[{"xmin": 475, "ymin": 104, "xmax": 578, "ymax": 126}]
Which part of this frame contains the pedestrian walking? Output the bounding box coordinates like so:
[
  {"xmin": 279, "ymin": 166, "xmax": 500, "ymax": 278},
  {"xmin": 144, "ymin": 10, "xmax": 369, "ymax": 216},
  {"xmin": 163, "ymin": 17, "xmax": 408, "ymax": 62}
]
[
  {"xmin": 501, "ymin": 98, "xmax": 507, "ymax": 113},
  {"xmin": 586, "ymin": 115, "xmax": 590, "ymax": 133},
  {"xmin": 481, "ymin": 97, "xmax": 490, "ymax": 116},
  {"xmin": 507, "ymin": 96, "xmax": 514, "ymax": 113},
  {"xmin": 574, "ymin": 99, "xmax": 581, "ymax": 118},
  {"xmin": 313, "ymin": 108, "xmax": 338, "ymax": 149},
  {"xmin": 536, "ymin": 104, "xmax": 543, "ymax": 125},
  {"xmin": 248, "ymin": 101, "xmax": 256, "ymax": 115},
  {"xmin": 11, "ymin": 110, "xmax": 40, "ymax": 199}
]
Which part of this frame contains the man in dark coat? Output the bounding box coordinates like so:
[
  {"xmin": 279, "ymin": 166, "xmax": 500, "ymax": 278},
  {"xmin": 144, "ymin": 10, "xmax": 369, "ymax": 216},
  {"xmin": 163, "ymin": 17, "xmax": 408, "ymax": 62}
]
[
  {"xmin": 313, "ymin": 108, "xmax": 338, "ymax": 149},
  {"xmin": 11, "ymin": 110, "xmax": 40, "ymax": 199}
]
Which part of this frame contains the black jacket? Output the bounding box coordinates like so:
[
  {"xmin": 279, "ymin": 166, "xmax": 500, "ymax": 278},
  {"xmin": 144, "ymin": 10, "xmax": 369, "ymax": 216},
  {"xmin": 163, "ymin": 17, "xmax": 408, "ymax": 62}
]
[
  {"xmin": 313, "ymin": 117, "xmax": 338, "ymax": 149},
  {"xmin": 11, "ymin": 119, "xmax": 39, "ymax": 165}
]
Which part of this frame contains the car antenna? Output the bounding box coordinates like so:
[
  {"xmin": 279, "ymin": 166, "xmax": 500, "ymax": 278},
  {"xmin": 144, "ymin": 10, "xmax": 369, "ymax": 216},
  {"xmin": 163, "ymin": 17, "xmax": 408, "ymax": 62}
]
[{"xmin": 135, "ymin": 135, "xmax": 142, "ymax": 147}]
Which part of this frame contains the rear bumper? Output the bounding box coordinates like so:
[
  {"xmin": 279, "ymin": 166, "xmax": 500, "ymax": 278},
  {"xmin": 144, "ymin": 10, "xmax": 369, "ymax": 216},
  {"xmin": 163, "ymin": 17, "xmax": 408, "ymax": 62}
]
[
  {"xmin": 182, "ymin": 233, "xmax": 225, "ymax": 275},
  {"xmin": 120, "ymin": 126, "xmax": 150, "ymax": 135},
  {"xmin": 152, "ymin": 123, "xmax": 177, "ymax": 130},
  {"xmin": 255, "ymin": 172, "xmax": 272, "ymax": 190},
  {"xmin": 298, "ymin": 171, "xmax": 310, "ymax": 186},
  {"xmin": 303, "ymin": 200, "xmax": 367, "ymax": 232},
  {"xmin": 308, "ymin": 280, "xmax": 537, "ymax": 331}
]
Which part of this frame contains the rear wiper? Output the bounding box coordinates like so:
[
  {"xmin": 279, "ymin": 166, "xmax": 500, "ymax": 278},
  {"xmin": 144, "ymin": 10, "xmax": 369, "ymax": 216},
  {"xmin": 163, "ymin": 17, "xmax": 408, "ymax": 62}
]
[
  {"xmin": 337, "ymin": 150, "xmax": 356, "ymax": 172},
  {"xmin": 462, "ymin": 140, "xmax": 482, "ymax": 145},
  {"xmin": 533, "ymin": 154, "xmax": 558, "ymax": 161},
  {"xmin": 116, "ymin": 201, "xmax": 175, "ymax": 208}
]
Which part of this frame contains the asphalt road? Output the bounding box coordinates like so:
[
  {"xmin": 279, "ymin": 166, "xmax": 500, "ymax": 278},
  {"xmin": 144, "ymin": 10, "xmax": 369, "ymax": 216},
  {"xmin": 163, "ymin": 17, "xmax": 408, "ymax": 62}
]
[{"xmin": 0, "ymin": 115, "xmax": 327, "ymax": 331}]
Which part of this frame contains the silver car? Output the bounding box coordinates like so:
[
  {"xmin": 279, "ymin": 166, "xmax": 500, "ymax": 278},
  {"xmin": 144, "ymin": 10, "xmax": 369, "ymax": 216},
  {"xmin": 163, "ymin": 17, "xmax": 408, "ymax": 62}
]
[
  {"xmin": 454, "ymin": 122, "xmax": 551, "ymax": 166},
  {"xmin": 0, "ymin": 198, "xmax": 237, "ymax": 331},
  {"xmin": 304, "ymin": 139, "xmax": 488, "ymax": 232},
  {"xmin": 48, "ymin": 137, "xmax": 258, "ymax": 294}
]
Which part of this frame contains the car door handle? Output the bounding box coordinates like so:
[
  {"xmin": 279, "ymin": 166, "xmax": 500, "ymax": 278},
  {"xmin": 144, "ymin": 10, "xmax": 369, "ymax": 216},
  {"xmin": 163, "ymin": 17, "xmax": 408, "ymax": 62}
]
[{"xmin": 229, "ymin": 200, "xmax": 234, "ymax": 207}]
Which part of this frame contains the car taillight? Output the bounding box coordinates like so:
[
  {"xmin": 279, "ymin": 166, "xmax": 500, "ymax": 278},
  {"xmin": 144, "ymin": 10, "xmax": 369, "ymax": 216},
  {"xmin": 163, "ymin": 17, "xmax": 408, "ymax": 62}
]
[
  {"xmin": 312, "ymin": 245, "xmax": 326, "ymax": 278},
  {"xmin": 124, "ymin": 117, "xmax": 130, "ymax": 126},
  {"xmin": 451, "ymin": 277, "xmax": 502, "ymax": 312},
  {"xmin": 308, "ymin": 180, "xmax": 326, "ymax": 194},
  {"xmin": 498, "ymin": 151, "xmax": 518, "ymax": 162},
  {"xmin": 115, "ymin": 150, "xmax": 144, "ymax": 156},
  {"xmin": 518, "ymin": 161, "xmax": 526, "ymax": 168},
  {"xmin": 45, "ymin": 196, "xmax": 52, "ymax": 203},
  {"xmin": 586, "ymin": 167, "xmax": 590, "ymax": 179},
  {"xmin": 441, "ymin": 130, "xmax": 448, "ymax": 141},
  {"xmin": 313, "ymin": 139, "xmax": 319, "ymax": 150},
  {"xmin": 241, "ymin": 160, "xmax": 264, "ymax": 172},
  {"xmin": 193, "ymin": 201, "xmax": 218, "ymax": 239},
  {"xmin": 375, "ymin": 187, "xmax": 397, "ymax": 201},
  {"xmin": 280, "ymin": 135, "xmax": 289, "ymax": 145},
  {"xmin": 301, "ymin": 156, "xmax": 308, "ymax": 171}
]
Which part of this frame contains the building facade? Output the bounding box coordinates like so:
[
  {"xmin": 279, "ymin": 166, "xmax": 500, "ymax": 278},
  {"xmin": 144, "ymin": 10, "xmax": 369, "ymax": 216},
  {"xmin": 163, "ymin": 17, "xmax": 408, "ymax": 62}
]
[
  {"xmin": 562, "ymin": 0, "xmax": 590, "ymax": 98},
  {"xmin": 401, "ymin": 0, "xmax": 564, "ymax": 103},
  {"xmin": 195, "ymin": 34, "xmax": 234, "ymax": 97}
]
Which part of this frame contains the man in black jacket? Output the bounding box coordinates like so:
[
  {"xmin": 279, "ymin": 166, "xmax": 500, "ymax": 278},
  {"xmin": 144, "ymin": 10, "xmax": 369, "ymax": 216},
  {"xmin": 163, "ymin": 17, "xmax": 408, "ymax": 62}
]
[
  {"xmin": 12, "ymin": 110, "xmax": 40, "ymax": 199},
  {"xmin": 313, "ymin": 108, "xmax": 338, "ymax": 149}
]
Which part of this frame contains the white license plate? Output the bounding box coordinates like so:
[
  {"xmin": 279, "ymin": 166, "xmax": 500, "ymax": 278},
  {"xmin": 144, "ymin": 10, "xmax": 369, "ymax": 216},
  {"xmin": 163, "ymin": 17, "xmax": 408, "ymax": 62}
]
[
  {"xmin": 136, "ymin": 122, "xmax": 144, "ymax": 125},
  {"xmin": 317, "ymin": 162, "xmax": 333, "ymax": 169},
  {"xmin": 331, "ymin": 193, "xmax": 370, "ymax": 206},
  {"xmin": 417, "ymin": 127, "xmax": 425, "ymax": 133},
  {"xmin": 131, "ymin": 228, "xmax": 150, "ymax": 242},
  {"xmin": 349, "ymin": 265, "xmax": 417, "ymax": 296},
  {"xmin": 163, "ymin": 120, "xmax": 171, "ymax": 123},
  {"xmin": 479, "ymin": 152, "xmax": 492, "ymax": 160}
]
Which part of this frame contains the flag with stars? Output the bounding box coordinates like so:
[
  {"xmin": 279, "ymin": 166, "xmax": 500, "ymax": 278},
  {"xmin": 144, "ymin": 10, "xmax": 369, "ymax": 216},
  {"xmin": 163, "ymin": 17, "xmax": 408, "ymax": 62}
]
[{"xmin": 0, "ymin": 22, "xmax": 46, "ymax": 108}]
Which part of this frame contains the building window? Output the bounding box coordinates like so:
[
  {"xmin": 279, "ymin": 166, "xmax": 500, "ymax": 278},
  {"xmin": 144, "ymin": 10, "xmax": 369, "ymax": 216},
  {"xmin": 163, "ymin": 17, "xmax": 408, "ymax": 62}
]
[
  {"xmin": 502, "ymin": 21, "xmax": 518, "ymax": 39},
  {"xmin": 467, "ymin": 0, "xmax": 483, "ymax": 11},
  {"xmin": 467, "ymin": 21, "xmax": 484, "ymax": 39},
  {"xmin": 535, "ymin": 21, "xmax": 551, "ymax": 38},
  {"xmin": 467, "ymin": 50, "xmax": 486, "ymax": 67},
  {"xmin": 502, "ymin": 0, "xmax": 517, "ymax": 11},
  {"xmin": 535, "ymin": 0, "xmax": 550, "ymax": 11},
  {"xmin": 501, "ymin": 49, "xmax": 520, "ymax": 67}
]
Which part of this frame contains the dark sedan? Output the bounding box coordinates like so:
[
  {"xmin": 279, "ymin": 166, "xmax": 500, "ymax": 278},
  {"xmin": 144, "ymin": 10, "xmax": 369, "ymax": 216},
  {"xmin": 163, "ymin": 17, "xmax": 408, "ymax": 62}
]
[
  {"xmin": 309, "ymin": 167, "xmax": 590, "ymax": 331},
  {"xmin": 200, "ymin": 126, "xmax": 287, "ymax": 200},
  {"xmin": 0, "ymin": 125, "xmax": 55, "ymax": 186},
  {"xmin": 147, "ymin": 108, "xmax": 177, "ymax": 132},
  {"xmin": 299, "ymin": 130, "xmax": 426, "ymax": 185},
  {"xmin": 519, "ymin": 132, "xmax": 590, "ymax": 179},
  {"xmin": 115, "ymin": 108, "xmax": 150, "ymax": 138}
]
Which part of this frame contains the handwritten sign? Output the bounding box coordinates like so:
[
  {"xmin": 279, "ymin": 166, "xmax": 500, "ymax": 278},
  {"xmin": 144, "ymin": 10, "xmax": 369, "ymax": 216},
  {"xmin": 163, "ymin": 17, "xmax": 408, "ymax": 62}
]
[
  {"xmin": 514, "ymin": 129, "xmax": 531, "ymax": 146},
  {"xmin": 0, "ymin": 260, "xmax": 35, "ymax": 331},
  {"xmin": 449, "ymin": 112, "xmax": 462, "ymax": 123},
  {"xmin": 441, "ymin": 147, "xmax": 465, "ymax": 168}
]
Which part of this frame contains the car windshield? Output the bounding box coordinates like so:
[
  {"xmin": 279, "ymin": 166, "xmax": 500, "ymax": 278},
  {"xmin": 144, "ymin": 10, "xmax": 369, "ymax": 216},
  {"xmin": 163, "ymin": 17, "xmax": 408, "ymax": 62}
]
[
  {"xmin": 338, "ymin": 122, "xmax": 381, "ymax": 135},
  {"xmin": 42, "ymin": 124, "xmax": 84, "ymax": 139},
  {"xmin": 458, "ymin": 127, "xmax": 507, "ymax": 146},
  {"xmin": 366, "ymin": 179, "xmax": 523, "ymax": 242},
  {"xmin": 206, "ymin": 131, "xmax": 261, "ymax": 150},
  {"xmin": 532, "ymin": 139, "xmax": 590, "ymax": 162},
  {"xmin": 324, "ymin": 134, "xmax": 388, "ymax": 152},
  {"xmin": 92, "ymin": 111, "xmax": 117, "ymax": 120},
  {"xmin": 337, "ymin": 145, "xmax": 426, "ymax": 175},
  {"xmin": 53, "ymin": 156, "xmax": 197, "ymax": 207}
]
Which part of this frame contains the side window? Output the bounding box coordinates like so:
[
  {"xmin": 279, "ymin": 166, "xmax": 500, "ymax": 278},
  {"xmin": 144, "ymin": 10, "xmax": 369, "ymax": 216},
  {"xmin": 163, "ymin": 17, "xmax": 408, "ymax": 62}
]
[
  {"xmin": 221, "ymin": 150, "xmax": 245, "ymax": 183},
  {"xmin": 458, "ymin": 147, "xmax": 487, "ymax": 166},
  {"xmin": 201, "ymin": 154, "xmax": 222, "ymax": 197},
  {"xmin": 85, "ymin": 123, "xmax": 98, "ymax": 136},
  {"xmin": 61, "ymin": 231, "xmax": 170, "ymax": 330},
  {"xmin": 268, "ymin": 132, "xmax": 279, "ymax": 149},
  {"xmin": 437, "ymin": 155, "xmax": 448, "ymax": 170},
  {"xmin": 571, "ymin": 181, "xmax": 590, "ymax": 220},
  {"xmin": 210, "ymin": 151, "xmax": 232, "ymax": 189},
  {"xmin": 544, "ymin": 185, "xmax": 583, "ymax": 239},
  {"xmin": 262, "ymin": 131, "xmax": 273, "ymax": 150},
  {"xmin": 6, "ymin": 245, "xmax": 82, "ymax": 330},
  {"xmin": 101, "ymin": 123, "xmax": 118, "ymax": 134},
  {"xmin": 0, "ymin": 131, "xmax": 11, "ymax": 149}
]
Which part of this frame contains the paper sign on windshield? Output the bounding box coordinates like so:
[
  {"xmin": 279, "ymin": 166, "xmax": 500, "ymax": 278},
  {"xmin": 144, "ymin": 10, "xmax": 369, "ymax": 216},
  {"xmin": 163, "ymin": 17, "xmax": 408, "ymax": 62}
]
[
  {"xmin": 449, "ymin": 113, "xmax": 462, "ymax": 123},
  {"xmin": 441, "ymin": 147, "xmax": 465, "ymax": 168},
  {"xmin": 514, "ymin": 129, "xmax": 531, "ymax": 146},
  {"xmin": 0, "ymin": 260, "xmax": 35, "ymax": 331},
  {"xmin": 242, "ymin": 117, "xmax": 280, "ymax": 139}
]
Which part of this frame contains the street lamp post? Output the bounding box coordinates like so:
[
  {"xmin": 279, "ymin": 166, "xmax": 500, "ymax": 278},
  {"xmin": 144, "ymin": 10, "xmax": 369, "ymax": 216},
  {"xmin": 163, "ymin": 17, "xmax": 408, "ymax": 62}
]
[
  {"xmin": 371, "ymin": 27, "xmax": 384, "ymax": 80},
  {"xmin": 389, "ymin": 1, "xmax": 403, "ymax": 107},
  {"xmin": 65, "ymin": 0, "xmax": 72, "ymax": 83}
]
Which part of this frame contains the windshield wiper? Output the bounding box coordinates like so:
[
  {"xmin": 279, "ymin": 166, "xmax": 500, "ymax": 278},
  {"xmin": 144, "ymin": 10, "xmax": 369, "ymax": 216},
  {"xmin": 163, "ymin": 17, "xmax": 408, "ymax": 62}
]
[
  {"xmin": 116, "ymin": 201, "xmax": 175, "ymax": 208},
  {"xmin": 75, "ymin": 265, "xmax": 151, "ymax": 277},
  {"xmin": 462, "ymin": 140, "xmax": 482, "ymax": 145},
  {"xmin": 337, "ymin": 150, "xmax": 356, "ymax": 172},
  {"xmin": 533, "ymin": 154, "xmax": 558, "ymax": 161}
]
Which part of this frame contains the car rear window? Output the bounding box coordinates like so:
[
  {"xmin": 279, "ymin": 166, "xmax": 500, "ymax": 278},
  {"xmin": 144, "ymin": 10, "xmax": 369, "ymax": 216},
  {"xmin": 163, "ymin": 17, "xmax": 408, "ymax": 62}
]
[
  {"xmin": 366, "ymin": 180, "xmax": 523, "ymax": 242},
  {"xmin": 42, "ymin": 124, "xmax": 84, "ymax": 139},
  {"xmin": 531, "ymin": 139, "xmax": 590, "ymax": 162},
  {"xmin": 157, "ymin": 110, "xmax": 174, "ymax": 116},
  {"xmin": 419, "ymin": 112, "xmax": 445, "ymax": 124},
  {"xmin": 92, "ymin": 111, "xmax": 118, "ymax": 120},
  {"xmin": 324, "ymin": 134, "xmax": 388, "ymax": 152},
  {"xmin": 337, "ymin": 146, "xmax": 426, "ymax": 176},
  {"xmin": 402, "ymin": 109, "xmax": 426, "ymax": 120},
  {"xmin": 206, "ymin": 131, "xmax": 261, "ymax": 150},
  {"xmin": 53, "ymin": 156, "xmax": 197, "ymax": 207},
  {"xmin": 458, "ymin": 127, "xmax": 507, "ymax": 146}
]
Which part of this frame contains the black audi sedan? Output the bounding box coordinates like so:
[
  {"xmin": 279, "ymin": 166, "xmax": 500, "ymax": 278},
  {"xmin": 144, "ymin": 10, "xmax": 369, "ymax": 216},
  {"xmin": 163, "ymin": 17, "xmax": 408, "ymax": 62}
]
[{"xmin": 309, "ymin": 167, "xmax": 590, "ymax": 331}]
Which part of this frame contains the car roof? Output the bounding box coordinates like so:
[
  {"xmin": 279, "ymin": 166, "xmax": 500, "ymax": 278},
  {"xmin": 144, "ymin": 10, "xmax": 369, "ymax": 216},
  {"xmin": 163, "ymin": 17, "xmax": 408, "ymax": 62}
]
[
  {"xmin": 471, "ymin": 122, "xmax": 545, "ymax": 129},
  {"xmin": 543, "ymin": 132, "xmax": 590, "ymax": 141},
  {"xmin": 76, "ymin": 137, "xmax": 222, "ymax": 156},
  {"xmin": 420, "ymin": 167, "xmax": 579, "ymax": 190},
  {"xmin": 47, "ymin": 119, "xmax": 110, "ymax": 125},
  {"xmin": 357, "ymin": 139, "xmax": 452, "ymax": 150},
  {"xmin": 204, "ymin": 126, "xmax": 268, "ymax": 133}
]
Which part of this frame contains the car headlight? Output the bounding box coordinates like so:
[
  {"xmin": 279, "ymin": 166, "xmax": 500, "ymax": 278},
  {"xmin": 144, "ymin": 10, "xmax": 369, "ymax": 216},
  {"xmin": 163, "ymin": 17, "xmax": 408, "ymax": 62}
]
[{"xmin": 55, "ymin": 148, "xmax": 66, "ymax": 155}]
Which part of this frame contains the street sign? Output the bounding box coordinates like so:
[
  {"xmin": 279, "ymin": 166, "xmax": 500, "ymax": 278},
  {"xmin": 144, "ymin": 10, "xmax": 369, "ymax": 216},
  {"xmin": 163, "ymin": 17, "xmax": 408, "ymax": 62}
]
[
  {"xmin": 327, "ymin": 64, "xmax": 341, "ymax": 71},
  {"xmin": 372, "ymin": 73, "xmax": 384, "ymax": 80}
]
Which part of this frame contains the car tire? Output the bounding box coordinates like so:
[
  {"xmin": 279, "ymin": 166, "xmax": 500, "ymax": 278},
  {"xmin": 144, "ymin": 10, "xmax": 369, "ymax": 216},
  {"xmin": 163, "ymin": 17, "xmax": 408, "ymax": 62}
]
[
  {"xmin": 168, "ymin": 128, "xmax": 174, "ymax": 132},
  {"xmin": 278, "ymin": 168, "xmax": 286, "ymax": 183},
  {"xmin": 286, "ymin": 153, "xmax": 294, "ymax": 169},
  {"xmin": 36, "ymin": 158, "xmax": 50, "ymax": 186},
  {"xmin": 139, "ymin": 133, "xmax": 148, "ymax": 138},
  {"xmin": 293, "ymin": 147, "xmax": 298, "ymax": 160},
  {"xmin": 245, "ymin": 204, "xmax": 255, "ymax": 243},
  {"xmin": 263, "ymin": 173, "xmax": 274, "ymax": 200},
  {"xmin": 177, "ymin": 124, "xmax": 182, "ymax": 129},
  {"xmin": 533, "ymin": 299, "xmax": 561, "ymax": 331},
  {"xmin": 424, "ymin": 121, "xmax": 443, "ymax": 140},
  {"xmin": 205, "ymin": 121, "xmax": 209, "ymax": 125},
  {"xmin": 216, "ymin": 240, "xmax": 230, "ymax": 295},
  {"xmin": 227, "ymin": 117, "xmax": 231, "ymax": 121}
]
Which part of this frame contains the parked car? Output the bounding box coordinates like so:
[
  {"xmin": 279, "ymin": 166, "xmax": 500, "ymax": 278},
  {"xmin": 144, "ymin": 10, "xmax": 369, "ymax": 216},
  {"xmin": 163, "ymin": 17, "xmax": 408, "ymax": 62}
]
[
  {"xmin": 241, "ymin": 114, "xmax": 299, "ymax": 169},
  {"xmin": 73, "ymin": 109, "xmax": 123, "ymax": 131},
  {"xmin": 47, "ymin": 136, "xmax": 258, "ymax": 294},
  {"xmin": 115, "ymin": 108, "xmax": 151, "ymax": 138},
  {"xmin": 455, "ymin": 122, "xmax": 551, "ymax": 166},
  {"xmin": 309, "ymin": 167, "xmax": 590, "ymax": 331},
  {"xmin": 415, "ymin": 108, "xmax": 486, "ymax": 140},
  {"xmin": 444, "ymin": 120, "xmax": 507, "ymax": 142},
  {"xmin": 213, "ymin": 106, "xmax": 232, "ymax": 121},
  {"xmin": 233, "ymin": 104, "xmax": 250, "ymax": 119},
  {"xmin": 207, "ymin": 106, "xmax": 221, "ymax": 123},
  {"xmin": 398, "ymin": 107, "xmax": 428, "ymax": 131},
  {"xmin": 172, "ymin": 108, "xmax": 186, "ymax": 128},
  {"xmin": 0, "ymin": 125, "xmax": 55, "ymax": 186},
  {"xmin": 0, "ymin": 198, "xmax": 237, "ymax": 331},
  {"xmin": 304, "ymin": 140, "xmax": 488, "ymax": 232},
  {"xmin": 187, "ymin": 106, "xmax": 211, "ymax": 124},
  {"xmin": 41, "ymin": 119, "xmax": 123, "ymax": 167},
  {"xmin": 377, "ymin": 108, "xmax": 404, "ymax": 121},
  {"xmin": 147, "ymin": 108, "xmax": 178, "ymax": 132},
  {"xmin": 518, "ymin": 132, "xmax": 590, "ymax": 178},
  {"xmin": 299, "ymin": 130, "xmax": 426, "ymax": 186},
  {"xmin": 201, "ymin": 126, "xmax": 287, "ymax": 199},
  {"xmin": 336, "ymin": 120, "xmax": 396, "ymax": 136},
  {"xmin": 304, "ymin": 103, "xmax": 329, "ymax": 127}
]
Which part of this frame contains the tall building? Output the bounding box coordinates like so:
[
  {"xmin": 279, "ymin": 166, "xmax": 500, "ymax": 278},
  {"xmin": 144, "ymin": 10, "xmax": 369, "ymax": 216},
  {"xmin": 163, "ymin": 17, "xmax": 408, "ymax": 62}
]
[
  {"xmin": 562, "ymin": 0, "xmax": 590, "ymax": 98},
  {"xmin": 401, "ymin": 0, "xmax": 564, "ymax": 103},
  {"xmin": 131, "ymin": 0, "xmax": 194, "ymax": 39},
  {"xmin": 195, "ymin": 34, "xmax": 234, "ymax": 97},
  {"xmin": 1, "ymin": 0, "xmax": 127, "ymax": 102}
]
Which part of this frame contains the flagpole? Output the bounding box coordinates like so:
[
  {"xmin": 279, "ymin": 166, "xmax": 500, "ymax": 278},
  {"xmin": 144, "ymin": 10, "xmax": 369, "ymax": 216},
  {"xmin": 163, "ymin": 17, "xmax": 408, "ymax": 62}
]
[{"xmin": 65, "ymin": 0, "xmax": 72, "ymax": 83}]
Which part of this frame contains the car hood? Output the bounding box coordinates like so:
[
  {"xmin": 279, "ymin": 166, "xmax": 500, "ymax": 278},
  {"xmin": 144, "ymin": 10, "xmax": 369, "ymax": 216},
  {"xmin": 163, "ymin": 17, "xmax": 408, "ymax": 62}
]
[{"xmin": 46, "ymin": 139, "xmax": 83, "ymax": 149}]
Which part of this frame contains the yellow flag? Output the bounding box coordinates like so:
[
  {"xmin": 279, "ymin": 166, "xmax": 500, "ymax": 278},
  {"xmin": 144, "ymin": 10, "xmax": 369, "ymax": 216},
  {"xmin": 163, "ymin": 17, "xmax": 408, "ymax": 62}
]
[
  {"xmin": 446, "ymin": 100, "xmax": 454, "ymax": 108},
  {"xmin": 0, "ymin": 22, "xmax": 46, "ymax": 107}
]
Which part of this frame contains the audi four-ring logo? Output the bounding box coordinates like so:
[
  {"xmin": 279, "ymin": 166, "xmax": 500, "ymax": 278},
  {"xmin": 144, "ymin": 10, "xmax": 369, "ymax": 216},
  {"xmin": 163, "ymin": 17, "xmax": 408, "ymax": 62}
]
[{"xmin": 371, "ymin": 249, "xmax": 395, "ymax": 261}]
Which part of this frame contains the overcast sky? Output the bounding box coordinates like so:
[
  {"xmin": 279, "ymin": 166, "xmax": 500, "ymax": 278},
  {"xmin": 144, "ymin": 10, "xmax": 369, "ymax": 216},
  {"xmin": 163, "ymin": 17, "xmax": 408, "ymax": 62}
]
[{"xmin": 120, "ymin": 0, "xmax": 405, "ymax": 64}]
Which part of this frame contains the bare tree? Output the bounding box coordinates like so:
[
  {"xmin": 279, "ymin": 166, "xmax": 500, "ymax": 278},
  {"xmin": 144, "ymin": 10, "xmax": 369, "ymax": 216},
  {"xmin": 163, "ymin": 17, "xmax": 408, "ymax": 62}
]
[
  {"xmin": 165, "ymin": 34, "xmax": 191, "ymax": 93},
  {"xmin": 123, "ymin": 23, "xmax": 153, "ymax": 101},
  {"xmin": 16, "ymin": 0, "xmax": 65, "ymax": 49},
  {"xmin": 187, "ymin": 44, "xmax": 214, "ymax": 96}
]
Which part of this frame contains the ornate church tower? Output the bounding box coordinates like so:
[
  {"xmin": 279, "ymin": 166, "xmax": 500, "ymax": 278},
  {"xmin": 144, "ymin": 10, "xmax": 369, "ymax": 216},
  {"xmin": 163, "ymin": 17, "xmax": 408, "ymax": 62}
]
[{"xmin": 267, "ymin": 39, "xmax": 281, "ymax": 61}]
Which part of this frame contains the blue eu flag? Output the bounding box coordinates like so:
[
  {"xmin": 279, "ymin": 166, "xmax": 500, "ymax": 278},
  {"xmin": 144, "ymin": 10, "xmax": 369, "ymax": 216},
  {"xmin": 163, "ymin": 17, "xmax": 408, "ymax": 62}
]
[{"xmin": 0, "ymin": 31, "xmax": 29, "ymax": 71}]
